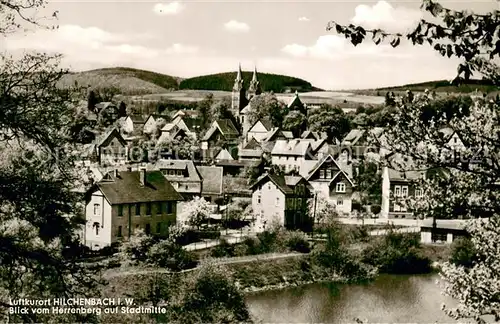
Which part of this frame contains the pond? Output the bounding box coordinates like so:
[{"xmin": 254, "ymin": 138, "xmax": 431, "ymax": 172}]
[{"xmin": 246, "ymin": 274, "xmax": 459, "ymax": 323}]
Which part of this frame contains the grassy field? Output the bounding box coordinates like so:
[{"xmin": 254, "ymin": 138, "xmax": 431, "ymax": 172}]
[{"xmin": 352, "ymin": 79, "xmax": 499, "ymax": 97}]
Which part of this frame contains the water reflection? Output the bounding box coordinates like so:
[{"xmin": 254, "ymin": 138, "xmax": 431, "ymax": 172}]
[{"xmin": 246, "ymin": 274, "xmax": 458, "ymax": 323}]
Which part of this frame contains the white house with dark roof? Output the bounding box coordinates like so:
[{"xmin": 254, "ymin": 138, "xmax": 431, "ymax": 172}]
[
  {"xmin": 246, "ymin": 118, "xmax": 273, "ymax": 143},
  {"xmin": 120, "ymin": 115, "xmax": 145, "ymax": 134},
  {"xmin": 83, "ymin": 168, "xmax": 183, "ymax": 249},
  {"xmin": 340, "ymin": 127, "xmax": 385, "ymax": 160},
  {"xmin": 154, "ymin": 159, "xmax": 203, "ymax": 197},
  {"xmin": 198, "ymin": 166, "xmax": 224, "ymax": 202},
  {"xmin": 250, "ymin": 172, "xmax": 313, "ymax": 232},
  {"xmin": 239, "ymin": 138, "xmax": 263, "ymax": 161},
  {"xmin": 271, "ymin": 139, "xmax": 316, "ymax": 173},
  {"xmin": 159, "ymin": 116, "xmax": 199, "ymax": 141},
  {"xmin": 201, "ymin": 119, "xmax": 240, "ymax": 151},
  {"xmin": 143, "ymin": 114, "xmax": 168, "ymax": 135},
  {"xmin": 306, "ymin": 155, "xmax": 355, "ymax": 215}
]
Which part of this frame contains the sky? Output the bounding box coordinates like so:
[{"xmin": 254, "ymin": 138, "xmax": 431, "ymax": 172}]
[{"xmin": 2, "ymin": 0, "xmax": 499, "ymax": 90}]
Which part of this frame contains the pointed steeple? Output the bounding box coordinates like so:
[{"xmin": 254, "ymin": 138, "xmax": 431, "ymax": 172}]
[
  {"xmin": 236, "ymin": 63, "xmax": 242, "ymax": 81},
  {"xmin": 248, "ymin": 64, "xmax": 262, "ymax": 97},
  {"xmin": 233, "ymin": 62, "xmax": 244, "ymax": 91},
  {"xmin": 251, "ymin": 65, "xmax": 258, "ymax": 82}
]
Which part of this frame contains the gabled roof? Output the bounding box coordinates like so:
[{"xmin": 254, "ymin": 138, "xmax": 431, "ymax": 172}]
[
  {"xmin": 250, "ymin": 173, "xmax": 310, "ymax": 195},
  {"xmin": 249, "ymin": 118, "xmax": 273, "ymax": 132},
  {"xmin": 155, "ymin": 159, "xmax": 202, "ymax": 183},
  {"xmin": 96, "ymin": 128, "xmax": 127, "ymax": 148},
  {"xmin": 127, "ymin": 115, "xmax": 145, "ymax": 124},
  {"xmin": 301, "ymin": 130, "xmax": 325, "ymax": 140},
  {"xmin": 287, "ymin": 91, "xmax": 304, "ymax": 109},
  {"xmin": 215, "ymin": 148, "xmax": 236, "ymax": 160},
  {"xmin": 243, "ymin": 138, "xmax": 261, "ymax": 150},
  {"xmin": 388, "ymin": 169, "xmax": 425, "ymax": 181},
  {"xmin": 264, "ymin": 128, "xmax": 294, "ymax": 142},
  {"xmin": 306, "ymin": 154, "xmax": 342, "ymax": 180},
  {"xmin": 271, "ymin": 139, "xmax": 312, "ymax": 157},
  {"xmin": 198, "ymin": 166, "xmax": 223, "ymax": 195},
  {"xmin": 95, "ymin": 170, "xmax": 183, "ymax": 204},
  {"xmin": 171, "ymin": 109, "xmax": 199, "ymax": 119},
  {"xmin": 202, "ymin": 119, "xmax": 240, "ymax": 141},
  {"xmin": 329, "ymin": 170, "xmax": 355, "ymax": 186},
  {"xmin": 342, "ymin": 127, "xmax": 385, "ymax": 146}
]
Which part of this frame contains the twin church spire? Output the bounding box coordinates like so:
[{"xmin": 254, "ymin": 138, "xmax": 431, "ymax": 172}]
[{"xmin": 233, "ymin": 63, "xmax": 261, "ymax": 96}]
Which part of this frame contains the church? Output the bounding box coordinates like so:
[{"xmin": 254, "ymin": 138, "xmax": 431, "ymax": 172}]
[{"xmin": 231, "ymin": 63, "xmax": 262, "ymax": 123}]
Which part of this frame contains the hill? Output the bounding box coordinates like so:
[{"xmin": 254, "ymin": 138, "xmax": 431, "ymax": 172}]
[
  {"xmin": 59, "ymin": 67, "xmax": 180, "ymax": 95},
  {"xmin": 352, "ymin": 79, "xmax": 499, "ymax": 96},
  {"xmin": 179, "ymin": 71, "xmax": 321, "ymax": 93}
]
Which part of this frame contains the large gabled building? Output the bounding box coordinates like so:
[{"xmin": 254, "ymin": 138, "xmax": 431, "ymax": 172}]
[{"xmin": 83, "ymin": 168, "xmax": 183, "ymax": 249}]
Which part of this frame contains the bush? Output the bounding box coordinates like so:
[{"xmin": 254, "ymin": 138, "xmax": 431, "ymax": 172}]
[
  {"xmin": 449, "ymin": 237, "xmax": 477, "ymax": 268},
  {"xmin": 118, "ymin": 230, "xmax": 156, "ymax": 264},
  {"xmin": 371, "ymin": 204, "xmax": 381, "ymax": 215},
  {"xmin": 233, "ymin": 244, "xmax": 249, "ymax": 257},
  {"xmin": 282, "ymin": 231, "xmax": 311, "ymax": 253},
  {"xmin": 242, "ymin": 237, "xmax": 262, "ymax": 255},
  {"xmin": 362, "ymin": 232, "xmax": 431, "ymax": 274},
  {"xmin": 211, "ymin": 239, "xmax": 234, "ymax": 258},
  {"xmin": 256, "ymin": 231, "xmax": 279, "ymax": 253}
]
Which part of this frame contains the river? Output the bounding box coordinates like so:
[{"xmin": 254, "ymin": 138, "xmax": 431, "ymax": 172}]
[{"xmin": 246, "ymin": 274, "xmax": 459, "ymax": 323}]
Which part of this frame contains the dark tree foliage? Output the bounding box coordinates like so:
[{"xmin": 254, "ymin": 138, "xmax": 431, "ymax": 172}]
[
  {"xmin": 0, "ymin": 3, "xmax": 100, "ymax": 322},
  {"xmin": 197, "ymin": 93, "xmax": 213, "ymax": 129},
  {"xmin": 327, "ymin": 0, "xmax": 500, "ymax": 84},
  {"xmin": 87, "ymin": 90, "xmax": 98, "ymax": 112},
  {"xmin": 308, "ymin": 103, "xmax": 352, "ymax": 141},
  {"xmin": 118, "ymin": 101, "xmax": 127, "ymax": 117},
  {"xmin": 179, "ymin": 71, "xmax": 317, "ymax": 93}
]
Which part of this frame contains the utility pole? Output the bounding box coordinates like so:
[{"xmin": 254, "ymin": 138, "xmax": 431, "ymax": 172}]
[{"xmin": 225, "ymin": 193, "xmax": 229, "ymax": 235}]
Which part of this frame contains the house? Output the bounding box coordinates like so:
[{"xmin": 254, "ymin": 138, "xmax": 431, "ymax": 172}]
[
  {"xmin": 94, "ymin": 128, "xmax": 128, "ymax": 166},
  {"xmin": 284, "ymin": 91, "xmax": 307, "ymax": 115},
  {"xmin": 380, "ymin": 166, "xmax": 425, "ymax": 219},
  {"xmin": 95, "ymin": 102, "xmax": 120, "ymax": 124},
  {"xmin": 250, "ymin": 172, "xmax": 313, "ymax": 232},
  {"xmin": 171, "ymin": 109, "xmax": 200, "ymax": 120},
  {"xmin": 301, "ymin": 130, "xmax": 327, "ymax": 141},
  {"xmin": 143, "ymin": 114, "xmax": 169, "ymax": 135},
  {"xmin": 201, "ymin": 119, "xmax": 240, "ymax": 150},
  {"xmin": 239, "ymin": 138, "xmax": 263, "ymax": 161},
  {"xmin": 420, "ymin": 218, "xmax": 468, "ymax": 244},
  {"xmin": 306, "ymin": 155, "xmax": 355, "ymax": 215},
  {"xmin": 214, "ymin": 147, "xmax": 238, "ymax": 162},
  {"xmin": 340, "ymin": 127, "xmax": 385, "ymax": 160},
  {"xmin": 246, "ymin": 118, "xmax": 273, "ymax": 143},
  {"xmin": 159, "ymin": 116, "xmax": 199, "ymax": 141},
  {"xmin": 271, "ymin": 139, "xmax": 315, "ymax": 173},
  {"xmin": 83, "ymin": 168, "xmax": 183, "ymax": 249},
  {"xmin": 120, "ymin": 115, "xmax": 145, "ymax": 134},
  {"xmin": 198, "ymin": 166, "xmax": 224, "ymax": 202},
  {"xmin": 155, "ymin": 159, "xmax": 203, "ymax": 198}
]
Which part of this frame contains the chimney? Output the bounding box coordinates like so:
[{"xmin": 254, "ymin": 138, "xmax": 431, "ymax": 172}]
[
  {"xmin": 140, "ymin": 168, "xmax": 146, "ymax": 186},
  {"xmin": 127, "ymin": 166, "xmax": 132, "ymax": 172}
]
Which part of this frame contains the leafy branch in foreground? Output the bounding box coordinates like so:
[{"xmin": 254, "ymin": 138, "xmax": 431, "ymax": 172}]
[{"xmin": 327, "ymin": 0, "xmax": 500, "ymax": 84}]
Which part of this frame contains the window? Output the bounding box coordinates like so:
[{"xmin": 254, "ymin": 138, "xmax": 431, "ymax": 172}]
[
  {"xmin": 415, "ymin": 189, "xmax": 423, "ymax": 198},
  {"xmin": 93, "ymin": 222, "xmax": 100, "ymax": 236},
  {"xmin": 337, "ymin": 199, "xmax": 343, "ymax": 206},
  {"xmin": 275, "ymin": 197, "xmax": 280, "ymax": 206},
  {"xmin": 157, "ymin": 202, "xmax": 162, "ymax": 215},
  {"xmin": 326, "ymin": 169, "xmax": 332, "ymax": 178},
  {"xmin": 401, "ymin": 186, "xmax": 408, "ymax": 197},
  {"xmin": 156, "ymin": 222, "xmax": 162, "ymax": 233},
  {"xmin": 185, "ymin": 185, "xmax": 189, "ymax": 190},
  {"xmin": 319, "ymin": 170, "xmax": 325, "ymax": 178},
  {"xmin": 257, "ymin": 194, "xmax": 261, "ymax": 204},
  {"xmin": 165, "ymin": 202, "xmax": 173, "ymax": 214},
  {"xmin": 268, "ymin": 183, "xmax": 271, "ymax": 190},
  {"xmin": 118, "ymin": 204, "xmax": 123, "ymax": 217},
  {"xmin": 145, "ymin": 224, "xmax": 151, "ymax": 235},
  {"xmin": 432, "ymin": 232, "xmax": 447, "ymax": 243},
  {"xmin": 336, "ymin": 182, "xmax": 346, "ymax": 193},
  {"xmin": 394, "ymin": 186, "xmax": 401, "ymax": 197},
  {"xmin": 146, "ymin": 203, "xmax": 152, "ymax": 215},
  {"xmin": 93, "ymin": 203, "xmax": 100, "ymax": 215},
  {"xmin": 117, "ymin": 226, "xmax": 122, "ymax": 237},
  {"xmin": 177, "ymin": 170, "xmax": 183, "ymax": 176},
  {"xmin": 135, "ymin": 203, "xmax": 141, "ymax": 216}
]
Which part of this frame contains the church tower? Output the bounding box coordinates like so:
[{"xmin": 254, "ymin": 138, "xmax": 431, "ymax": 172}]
[
  {"xmin": 247, "ymin": 65, "xmax": 262, "ymax": 100},
  {"xmin": 231, "ymin": 63, "xmax": 247, "ymax": 118}
]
